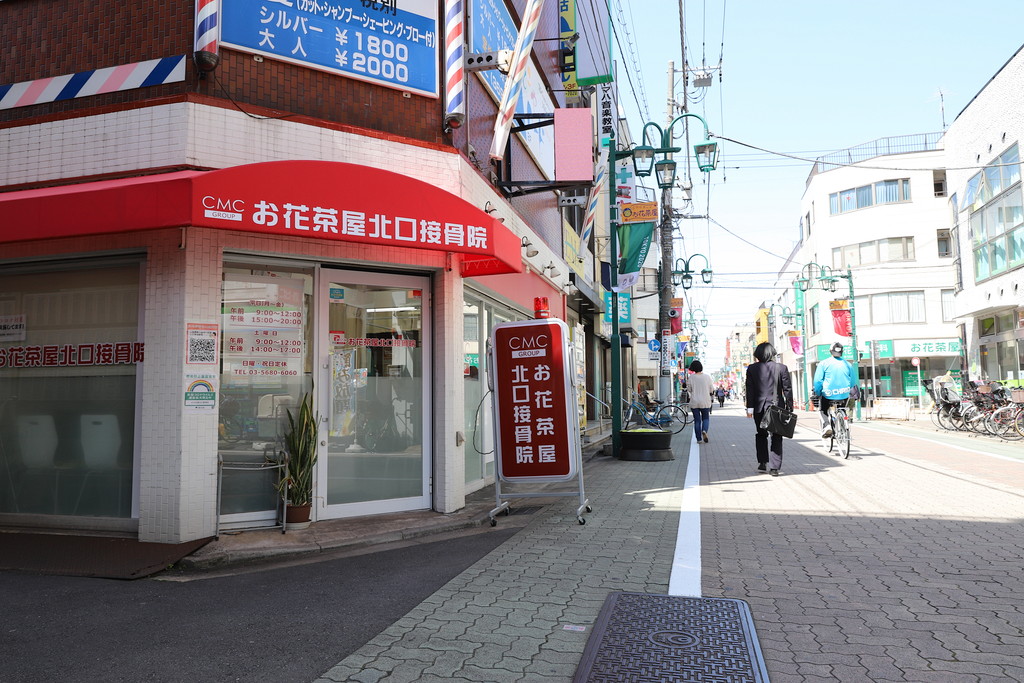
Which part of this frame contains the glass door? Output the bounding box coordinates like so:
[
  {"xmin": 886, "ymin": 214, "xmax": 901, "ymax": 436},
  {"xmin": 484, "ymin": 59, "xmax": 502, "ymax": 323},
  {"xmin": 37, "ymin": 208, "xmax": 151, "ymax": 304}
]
[{"xmin": 318, "ymin": 270, "xmax": 430, "ymax": 518}]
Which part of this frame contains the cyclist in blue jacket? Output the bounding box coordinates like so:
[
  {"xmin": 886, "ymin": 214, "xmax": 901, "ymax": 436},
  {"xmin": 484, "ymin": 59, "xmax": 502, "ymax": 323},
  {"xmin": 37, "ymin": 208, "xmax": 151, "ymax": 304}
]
[{"xmin": 813, "ymin": 342, "xmax": 855, "ymax": 438}]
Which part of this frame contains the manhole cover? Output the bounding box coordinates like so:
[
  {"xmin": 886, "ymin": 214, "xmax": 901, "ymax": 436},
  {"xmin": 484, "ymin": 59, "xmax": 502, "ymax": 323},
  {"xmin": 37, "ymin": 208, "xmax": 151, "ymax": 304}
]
[{"xmin": 573, "ymin": 592, "xmax": 769, "ymax": 682}]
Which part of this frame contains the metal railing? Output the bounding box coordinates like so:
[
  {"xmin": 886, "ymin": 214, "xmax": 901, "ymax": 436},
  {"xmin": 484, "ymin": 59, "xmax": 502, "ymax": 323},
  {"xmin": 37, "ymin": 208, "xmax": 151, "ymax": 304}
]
[{"xmin": 808, "ymin": 132, "xmax": 944, "ymax": 180}]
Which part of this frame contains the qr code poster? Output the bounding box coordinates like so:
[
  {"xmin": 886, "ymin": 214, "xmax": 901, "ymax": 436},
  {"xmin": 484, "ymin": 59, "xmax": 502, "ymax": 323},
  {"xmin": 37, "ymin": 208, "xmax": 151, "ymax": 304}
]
[{"xmin": 186, "ymin": 322, "xmax": 219, "ymax": 365}]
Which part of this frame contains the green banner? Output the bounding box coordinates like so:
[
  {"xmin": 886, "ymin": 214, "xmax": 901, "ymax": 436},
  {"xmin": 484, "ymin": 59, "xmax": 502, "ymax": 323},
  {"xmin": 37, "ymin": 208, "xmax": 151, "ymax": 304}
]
[{"xmin": 614, "ymin": 221, "xmax": 655, "ymax": 292}]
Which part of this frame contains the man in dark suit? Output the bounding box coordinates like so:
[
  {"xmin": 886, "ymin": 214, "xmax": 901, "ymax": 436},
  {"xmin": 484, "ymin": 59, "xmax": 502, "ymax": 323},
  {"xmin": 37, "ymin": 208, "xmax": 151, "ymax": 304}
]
[{"xmin": 745, "ymin": 342, "xmax": 794, "ymax": 476}]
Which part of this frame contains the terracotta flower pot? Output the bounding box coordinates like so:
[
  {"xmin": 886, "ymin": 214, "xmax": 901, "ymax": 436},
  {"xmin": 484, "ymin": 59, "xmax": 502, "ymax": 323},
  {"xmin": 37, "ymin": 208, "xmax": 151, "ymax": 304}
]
[
  {"xmin": 619, "ymin": 429, "xmax": 674, "ymax": 461},
  {"xmin": 285, "ymin": 503, "xmax": 312, "ymax": 530}
]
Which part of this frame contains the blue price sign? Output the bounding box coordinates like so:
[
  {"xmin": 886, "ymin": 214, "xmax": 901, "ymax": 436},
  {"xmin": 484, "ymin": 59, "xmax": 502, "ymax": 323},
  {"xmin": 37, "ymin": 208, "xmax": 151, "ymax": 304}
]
[{"xmin": 221, "ymin": 0, "xmax": 439, "ymax": 98}]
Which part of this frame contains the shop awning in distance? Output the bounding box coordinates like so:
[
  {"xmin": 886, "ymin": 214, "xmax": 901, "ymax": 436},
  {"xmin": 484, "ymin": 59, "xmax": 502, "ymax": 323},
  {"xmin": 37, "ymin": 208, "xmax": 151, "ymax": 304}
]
[{"xmin": 0, "ymin": 161, "xmax": 523, "ymax": 277}]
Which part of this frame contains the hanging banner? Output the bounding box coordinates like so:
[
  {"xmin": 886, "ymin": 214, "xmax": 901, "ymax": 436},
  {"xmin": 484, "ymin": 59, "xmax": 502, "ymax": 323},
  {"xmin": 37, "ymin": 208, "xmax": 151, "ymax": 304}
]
[
  {"xmin": 788, "ymin": 332, "xmax": 803, "ymax": 356},
  {"xmin": 614, "ymin": 221, "xmax": 654, "ymax": 292},
  {"xmin": 831, "ymin": 309, "xmax": 852, "ymax": 337}
]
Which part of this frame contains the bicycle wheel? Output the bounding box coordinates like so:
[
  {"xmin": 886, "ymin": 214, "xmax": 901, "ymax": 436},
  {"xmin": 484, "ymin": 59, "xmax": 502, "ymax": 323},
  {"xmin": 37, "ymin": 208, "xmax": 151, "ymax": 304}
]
[
  {"xmin": 819, "ymin": 411, "xmax": 835, "ymax": 452},
  {"xmin": 935, "ymin": 405, "xmax": 954, "ymax": 431},
  {"xmin": 989, "ymin": 406, "xmax": 1023, "ymax": 440},
  {"xmin": 836, "ymin": 413, "xmax": 851, "ymax": 459},
  {"xmin": 623, "ymin": 402, "xmax": 639, "ymax": 428},
  {"xmin": 964, "ymin": 406, "xmax": 988, "ymax": 434},
  {"xmin": 1014, "ymin": 408, "xmax": 1024, "ymax": 439},
  {"xmin": 821, "ymin": 423, "xmax": 835, "ymax": 453},
  {"xmin": 656, "ymin": 405, "xmax": 688, "ymax": 433}
]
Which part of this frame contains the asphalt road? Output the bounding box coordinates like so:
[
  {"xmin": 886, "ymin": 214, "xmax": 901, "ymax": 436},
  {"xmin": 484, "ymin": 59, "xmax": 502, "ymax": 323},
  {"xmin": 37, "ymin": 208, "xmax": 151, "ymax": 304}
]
[{"xmin": 0, "ymin": 525, "xmax": 521, "ymax": 683}]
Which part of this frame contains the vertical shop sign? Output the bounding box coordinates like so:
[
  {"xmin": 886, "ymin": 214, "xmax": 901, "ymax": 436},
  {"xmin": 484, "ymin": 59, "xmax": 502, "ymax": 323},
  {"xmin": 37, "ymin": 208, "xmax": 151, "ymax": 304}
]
[{"xmin": 489, "ymin": 319, "xmax": 579, "ymax": 482}]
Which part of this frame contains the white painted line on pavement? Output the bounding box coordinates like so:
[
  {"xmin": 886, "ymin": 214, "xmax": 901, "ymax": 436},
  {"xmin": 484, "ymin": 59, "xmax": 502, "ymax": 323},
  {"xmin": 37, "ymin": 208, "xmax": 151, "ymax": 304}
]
[{"xmin": 668, "ymin": 429, "xmax": 701, "ymax": 597}]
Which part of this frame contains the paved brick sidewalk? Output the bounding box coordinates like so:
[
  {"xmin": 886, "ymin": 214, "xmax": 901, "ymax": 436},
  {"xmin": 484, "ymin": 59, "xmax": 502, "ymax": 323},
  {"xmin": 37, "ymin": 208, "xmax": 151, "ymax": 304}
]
[
  {"xmin": 703, "ymin": 405, "xmax": 1024, "ymax": 681},
  {"xmin": 315, "ymin": 429, "xmax": 694, "ymax": 683},
  {"xmin": 314, "ymin": 401, "xmax": 1024, "ymax": 682}
]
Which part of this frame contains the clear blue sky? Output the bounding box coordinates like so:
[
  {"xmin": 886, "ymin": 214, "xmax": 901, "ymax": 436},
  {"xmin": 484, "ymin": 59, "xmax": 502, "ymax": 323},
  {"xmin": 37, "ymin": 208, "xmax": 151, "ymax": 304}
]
[{"xmin": 613, "ymin": 0, "xmax": 1024, "ymax": 369}]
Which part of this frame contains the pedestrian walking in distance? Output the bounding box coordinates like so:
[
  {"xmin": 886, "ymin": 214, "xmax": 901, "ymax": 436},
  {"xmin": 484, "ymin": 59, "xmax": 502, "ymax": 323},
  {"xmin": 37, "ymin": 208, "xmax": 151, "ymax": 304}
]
[
  {"xmin": 715, "ymin": 386, "xmax": 726, "ymax": 407},
  {"xmin": 745, "ymin": 342, "xmax": 794, "ymax": 476},
  {"xmin": 687, "ymin": 360, "xmax": 714, "ymax": 444}
]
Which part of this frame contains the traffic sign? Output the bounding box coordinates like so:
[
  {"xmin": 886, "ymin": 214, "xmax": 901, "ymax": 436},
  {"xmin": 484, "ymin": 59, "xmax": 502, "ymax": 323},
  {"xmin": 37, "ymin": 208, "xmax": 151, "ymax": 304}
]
[
  {"xmin": 648, "ymin": 339, "xmax": 661, "ymax": 352},
  {"xmin": 911, "ymin": 356, "xmax": 920, "ymax": 367}
]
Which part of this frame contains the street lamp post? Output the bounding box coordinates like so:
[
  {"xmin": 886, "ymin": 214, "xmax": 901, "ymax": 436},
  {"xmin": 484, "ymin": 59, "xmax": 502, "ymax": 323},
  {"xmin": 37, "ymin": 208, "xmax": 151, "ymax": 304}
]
[
  {"xmin": 632, "ymin": 113, "xmax": 718, "ymax": 403},
  {"xmin": 604, "ymin": 127, "xmax": 661, "ymax": 458},
  {"xmin": 795, "ymin": 263, "xmax": 860, "ymax": 420},
  {"xmin": 767, "ymin": 303, "xmax": 805, "ymax": 406},
  {"xmin": 672, "ymin": 254, "xmax": 713, "ymax": 290}
]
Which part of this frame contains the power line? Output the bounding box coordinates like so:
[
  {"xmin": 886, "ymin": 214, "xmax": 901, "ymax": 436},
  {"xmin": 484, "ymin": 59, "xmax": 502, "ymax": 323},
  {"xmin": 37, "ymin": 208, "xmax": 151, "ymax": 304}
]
[{"xmin": 713, "ymin": 134, "xmax": 1021, "ymax": 173}]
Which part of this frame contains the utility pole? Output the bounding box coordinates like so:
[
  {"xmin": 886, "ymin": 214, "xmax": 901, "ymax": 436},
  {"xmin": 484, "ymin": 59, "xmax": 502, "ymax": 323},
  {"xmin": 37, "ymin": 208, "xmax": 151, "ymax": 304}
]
[{"xmin": 657, "ymin": 61, "xmax": 675, "ymax": 403}]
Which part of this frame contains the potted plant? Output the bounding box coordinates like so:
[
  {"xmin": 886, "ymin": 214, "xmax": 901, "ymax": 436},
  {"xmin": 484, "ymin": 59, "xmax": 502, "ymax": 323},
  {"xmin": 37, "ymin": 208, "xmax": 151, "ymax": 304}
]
[
  {"xmin": 619, "ymin": 427, "xmax": 674, "ymax": 461},
  {"xmin": 277, "ymin": 391, "xmax": 319, "ymax": 529}
]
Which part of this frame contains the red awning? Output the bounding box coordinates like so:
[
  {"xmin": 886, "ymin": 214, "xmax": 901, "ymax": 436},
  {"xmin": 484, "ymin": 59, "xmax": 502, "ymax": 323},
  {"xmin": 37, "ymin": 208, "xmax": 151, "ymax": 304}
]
[{"xmin": 0, "ymin": 162, "xmax": 523, "ymax": 277}]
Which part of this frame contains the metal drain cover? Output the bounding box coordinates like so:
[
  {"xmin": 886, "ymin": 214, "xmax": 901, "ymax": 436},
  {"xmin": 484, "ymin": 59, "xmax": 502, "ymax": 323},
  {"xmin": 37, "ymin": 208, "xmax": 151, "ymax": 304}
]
[{"xmin": 573, "ymin": 592, "xmax": 769, "ymax": 683}]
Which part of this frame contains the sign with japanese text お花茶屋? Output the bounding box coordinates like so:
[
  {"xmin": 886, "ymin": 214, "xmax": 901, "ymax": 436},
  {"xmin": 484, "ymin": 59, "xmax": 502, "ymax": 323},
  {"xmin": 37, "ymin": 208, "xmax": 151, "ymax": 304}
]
[
  {"xmin": 619, "ymin": 202, "xmax": 658, "ymax": 224},
  {"xmin": 192, "ymin": 161, "xmax": 519, "ymax": 276},
  {"xmin": 220, "ymin": 0, "xmax": 439, "ymax": 98},
  {"xmin": 489, "ymin": 319, "xmax": 579, "ymax": 482}
]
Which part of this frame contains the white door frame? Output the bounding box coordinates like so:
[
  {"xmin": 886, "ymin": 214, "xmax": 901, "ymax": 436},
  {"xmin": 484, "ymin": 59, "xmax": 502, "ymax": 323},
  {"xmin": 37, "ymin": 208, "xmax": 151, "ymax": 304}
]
[{"xmin": 314, "ymin": 267, "xmax": 432, "ymax": 520}]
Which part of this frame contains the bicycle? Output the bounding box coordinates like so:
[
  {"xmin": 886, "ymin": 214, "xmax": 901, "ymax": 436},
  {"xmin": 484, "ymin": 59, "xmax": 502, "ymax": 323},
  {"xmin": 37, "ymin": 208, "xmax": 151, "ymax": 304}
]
[
  {"xmin": 820, "ymin": 396, "xmax": 854, "ymax": 459},
  {"xmin": 622, "ymin": 393, "xmax": 690, "ymax": 433}
]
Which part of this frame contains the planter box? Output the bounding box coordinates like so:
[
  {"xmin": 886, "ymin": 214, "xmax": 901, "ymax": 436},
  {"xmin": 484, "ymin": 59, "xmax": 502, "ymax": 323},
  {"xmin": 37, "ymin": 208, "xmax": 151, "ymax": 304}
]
[{"xmin": 619, "ymin": 429, "xmax": 674, "ymax": 461}]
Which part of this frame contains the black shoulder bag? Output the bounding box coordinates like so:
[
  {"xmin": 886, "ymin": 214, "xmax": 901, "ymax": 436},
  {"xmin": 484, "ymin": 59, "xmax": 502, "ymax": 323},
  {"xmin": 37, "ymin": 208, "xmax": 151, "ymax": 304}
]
[{"xmin": 759, "ymin": 363, "xmax": 796, "ymax": 438}]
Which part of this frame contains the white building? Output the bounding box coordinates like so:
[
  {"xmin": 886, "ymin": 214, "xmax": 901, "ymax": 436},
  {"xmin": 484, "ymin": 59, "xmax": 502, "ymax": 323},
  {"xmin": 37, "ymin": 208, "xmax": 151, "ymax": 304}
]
[
  {"xmin": 789, "ymin": 135, "xmax": 960, "ymax": 408},
  {"xmin": 942, "ymin": 45, "xmax": 1024, "ymax": 387}
]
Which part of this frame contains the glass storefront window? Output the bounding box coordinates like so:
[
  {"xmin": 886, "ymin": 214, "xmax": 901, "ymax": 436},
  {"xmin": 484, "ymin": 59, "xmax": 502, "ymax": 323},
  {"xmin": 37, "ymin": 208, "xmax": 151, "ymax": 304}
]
[
  {"xmin": 0, "ymin": 263, "xmax": 141, "ymax": 518},
  {"xmin": 219, "ymin": 267, "xmax": 312, "ymax": 521}
]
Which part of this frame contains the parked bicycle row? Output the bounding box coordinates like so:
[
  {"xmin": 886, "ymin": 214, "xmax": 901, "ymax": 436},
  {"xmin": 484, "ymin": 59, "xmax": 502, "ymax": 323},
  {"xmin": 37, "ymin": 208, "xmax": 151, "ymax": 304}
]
[{"xmin": 923, "ymin": 379, "xmax": 1024, "ymax": 441}]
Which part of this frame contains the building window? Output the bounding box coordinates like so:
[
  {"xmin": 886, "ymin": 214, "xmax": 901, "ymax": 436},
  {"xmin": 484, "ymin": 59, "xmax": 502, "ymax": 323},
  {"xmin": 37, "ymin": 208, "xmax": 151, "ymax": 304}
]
[
  {"xmin": 0, "ymin": 261, "xmax": 141, "ymax": 518},
  {"xmin": 637, "ymin": 268, "xmax": 659, "ymax": 293},
  {"xmin": 829, "ymin": 178, "xmax": 912, "ymax": 215},
  {"xmin": 940, "ymin": 289, "xmax": 955, "ymax": 322},
  {"xmin": 933, "ymin": 170, "xmax": 947, "ymax": 197},
  {"xmin": 833, "ymin": 236, "xmax": 915, "ymax": 268},
  {"xmin": 809, "ymin": 304, "xmax": 819, "ymax": 335},
  {"xmin": 639, "ymin": 318, "xmax": 658, "ymax": 341},
  {"xmin": 967, "ymin": 144, "xmax": 1023, "ymax": 283},
  {"xmin": 937, "ymin": 229, "xmax": 952, "ymax": 258},
  {"xmin": 863, "ymin": 291, "xmax": 926, "ymax": 324}
]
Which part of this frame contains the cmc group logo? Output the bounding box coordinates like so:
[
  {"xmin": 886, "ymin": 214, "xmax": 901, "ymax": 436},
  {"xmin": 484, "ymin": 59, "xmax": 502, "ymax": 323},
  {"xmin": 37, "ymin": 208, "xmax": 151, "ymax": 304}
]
[{"xmin": 201, "ymin": 195, "xmax": 245, "ymax": 222}]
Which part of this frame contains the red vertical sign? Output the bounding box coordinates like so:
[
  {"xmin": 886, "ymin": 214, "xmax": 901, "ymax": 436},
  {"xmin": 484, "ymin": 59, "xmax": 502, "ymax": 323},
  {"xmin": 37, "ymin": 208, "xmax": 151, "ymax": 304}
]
[{"xmin": 489, "ymin": 319, "xmax": 579, "ymax": 482}]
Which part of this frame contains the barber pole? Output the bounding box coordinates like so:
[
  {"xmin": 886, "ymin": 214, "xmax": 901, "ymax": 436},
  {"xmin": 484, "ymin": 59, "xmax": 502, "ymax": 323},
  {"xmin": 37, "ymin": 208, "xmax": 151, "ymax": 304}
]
[
  {"xmin": 195, "ymin": 0, "xmax": 220, "ymax": 54},
  {"xmin": 489, "ymin": 0, "xmax": 545, "ymax": 159},
  {"xmin": 443, "ymin": 0, "xmax": 465, "ymax": 119},
  {"xmin": 580, "ymin": 161, "xmax": 605, "ymax": 245}
]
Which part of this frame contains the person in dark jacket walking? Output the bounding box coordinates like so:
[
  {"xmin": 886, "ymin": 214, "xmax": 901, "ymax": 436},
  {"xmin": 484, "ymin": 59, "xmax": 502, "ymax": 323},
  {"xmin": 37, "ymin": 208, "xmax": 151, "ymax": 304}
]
[{"xmin": 745, "ymin": 342, "xmax": 794, "ymax": 476}]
